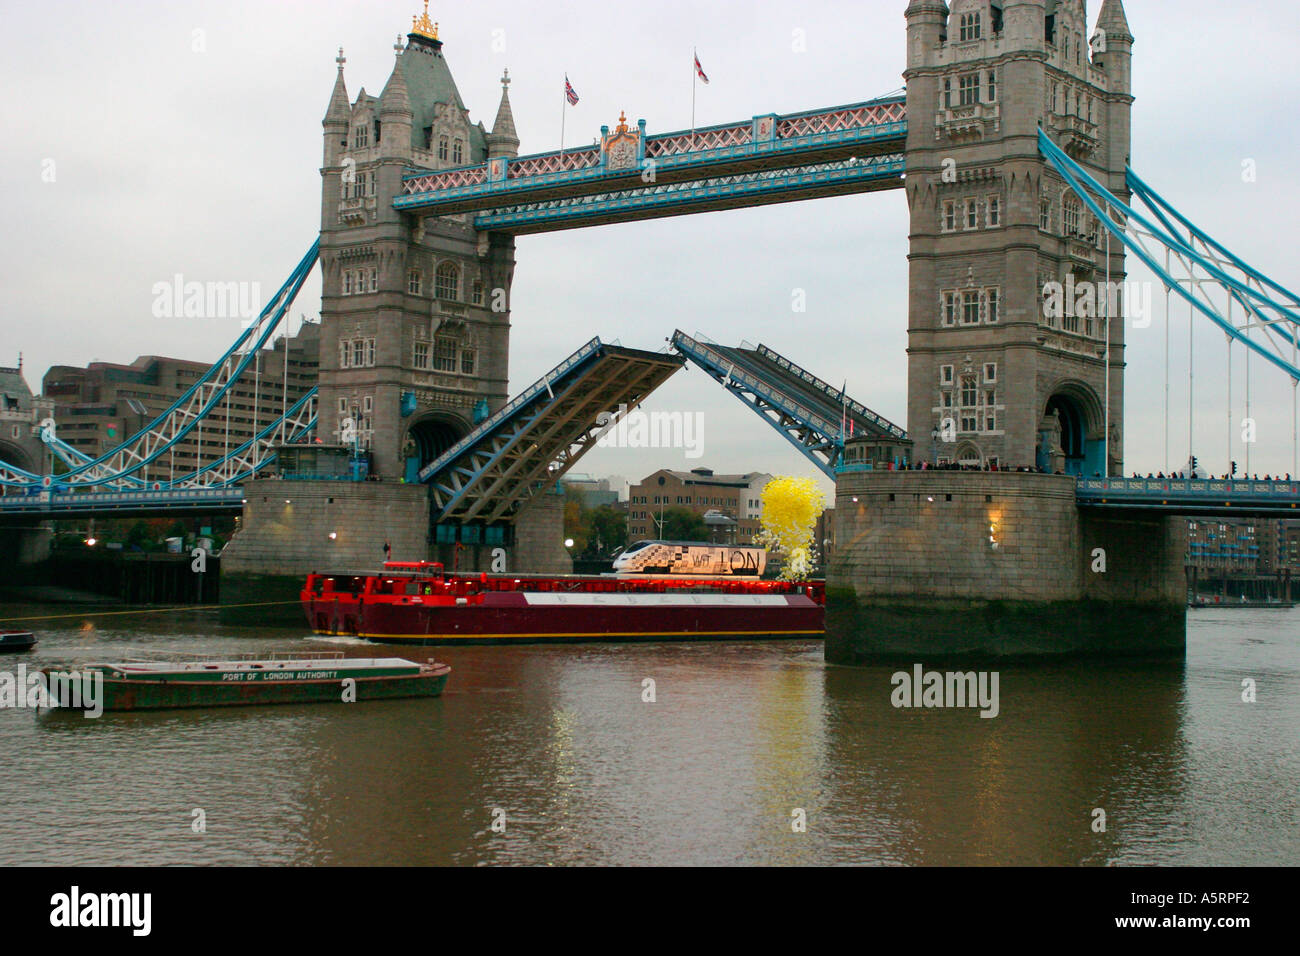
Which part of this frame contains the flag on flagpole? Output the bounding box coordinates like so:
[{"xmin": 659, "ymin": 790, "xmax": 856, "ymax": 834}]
[
  {"xmin": 694, "ymin": 53, "xmax": 709, "ymax": 84},
  {"xmin": 564, "ymin": 75, "xmax": 580, "ymax": 105}
]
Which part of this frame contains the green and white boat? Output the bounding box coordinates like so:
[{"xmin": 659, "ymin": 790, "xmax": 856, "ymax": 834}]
[{"xmin": 40, "ymin": 652, "xmax": 450, "ymax": 712}]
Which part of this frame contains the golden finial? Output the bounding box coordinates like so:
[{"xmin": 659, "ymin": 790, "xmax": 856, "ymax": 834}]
[
  {"xmin": 411, "ymin": 1, "xmax": 439, "ymax": 40},
  {"xmin": 615, "ymin": 111, "xmax": 629, "ymax": 134}
]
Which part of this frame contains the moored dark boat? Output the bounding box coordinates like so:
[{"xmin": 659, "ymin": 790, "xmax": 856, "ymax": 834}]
[
  {"xmin": 302, "ymin": 562, "xmax": 826, "ymax": 645},
  {"xmin": 40, "ymin": 653, "xmax": 450, "ymax": 711},
  {"xmin": 0, "ymin": 630, "xmax": 37, "ymax": 653}
]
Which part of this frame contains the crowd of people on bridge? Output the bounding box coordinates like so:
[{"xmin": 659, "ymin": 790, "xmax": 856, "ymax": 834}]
[{"xmin": 1130, "ymin": 471, "xmax": 1292, "ymax": 481}]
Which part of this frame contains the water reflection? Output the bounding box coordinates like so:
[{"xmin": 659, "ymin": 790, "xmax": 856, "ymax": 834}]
[{"xmin": 0, "ymin": 605, "xmax": 1296, "ymax": 865}]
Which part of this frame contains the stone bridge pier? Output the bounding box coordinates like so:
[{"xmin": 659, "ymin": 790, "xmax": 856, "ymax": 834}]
[{"xmin": 826, "ymin": 471, "xmax": 1187, "ymax": 663}]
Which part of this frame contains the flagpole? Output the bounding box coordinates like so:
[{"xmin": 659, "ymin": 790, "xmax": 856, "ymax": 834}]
[
  {"xmin": 690, "ymin": 48, "xmax": 697, "ymax": 149},
  {"xmin": 560, "ymin": 75, "xmax": 567, "ymax": 156}
]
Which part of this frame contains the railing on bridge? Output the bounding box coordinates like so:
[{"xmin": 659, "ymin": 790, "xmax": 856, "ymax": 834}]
[
  {"xmin": 1077, "ymin": 477, "xmax": 1300, "ymax": 510},
  {"xmin": 0, "ymin": 486, "xmax": 247, "ymax": 515},
  {"xmin": 395, "ymin": 96, "xmax": 908, "ymax": 219}
]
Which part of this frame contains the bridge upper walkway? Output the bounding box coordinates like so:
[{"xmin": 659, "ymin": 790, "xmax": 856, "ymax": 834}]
[{"xmin": 395, "ymin": 97, "xmax": 907, "ymax": 233}]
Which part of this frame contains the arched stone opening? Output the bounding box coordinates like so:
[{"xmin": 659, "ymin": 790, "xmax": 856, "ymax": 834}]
[
  {"xmin": 403, "ymin": 412, "xmax": 469, "ymax": 480},
  {"xmin": 1039, "ymin": 383, "xmax": 1105, "ymax": 476}
]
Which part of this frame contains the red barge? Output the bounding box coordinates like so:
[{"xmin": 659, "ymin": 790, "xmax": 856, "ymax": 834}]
[{"xmin": 302, "ymin": 561, "xmax": 825, "ymax": 645}]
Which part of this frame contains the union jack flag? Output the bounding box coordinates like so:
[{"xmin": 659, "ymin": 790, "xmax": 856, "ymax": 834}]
[
  {"xmin": 564, "ymin": 76, "xmax": 579, "ymax": 106},
  {"xmin": 694, "ymin": 53, "xmax": 709, "ymax": 84}
]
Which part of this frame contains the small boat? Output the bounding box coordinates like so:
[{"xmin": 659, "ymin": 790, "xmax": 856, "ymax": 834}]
[
  {"xmin": 0, "ymin": 630, "xmax": 37, "ymax": 653},
  {"xmin": 39, "ymin": 652, "xmax": 450, "ymax": 712}
]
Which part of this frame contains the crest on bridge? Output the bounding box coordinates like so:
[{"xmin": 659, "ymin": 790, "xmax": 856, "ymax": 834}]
[{"xmin": 601, "ymin": 112, "xmax": 640, "ymax": 171}]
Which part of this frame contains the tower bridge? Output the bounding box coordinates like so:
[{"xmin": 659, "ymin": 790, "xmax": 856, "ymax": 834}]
[{"xmin": 6, "ymin": 1, "xmax": 1300, "ymax": 654}]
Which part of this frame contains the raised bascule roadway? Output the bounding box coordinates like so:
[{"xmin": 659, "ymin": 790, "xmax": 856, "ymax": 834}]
[{"xmin": 3, "ymin": 2, "xmax": 1297, "ymax": 657}]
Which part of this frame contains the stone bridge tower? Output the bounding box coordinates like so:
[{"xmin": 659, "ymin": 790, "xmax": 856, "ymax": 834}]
[
  {"xmin": 318, "ymin": 6, "xmax": 519, "ymax": 479},
  {"xmin": 903, "ymin": 0, "xmax": 1133, "ymax": 475}
]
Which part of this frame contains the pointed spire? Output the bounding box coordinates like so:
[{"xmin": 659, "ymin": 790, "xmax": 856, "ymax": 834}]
[
  {"xmin": 492, "ymin": 70, "xmax": 518, "ymax": 141},
  {"xmin": 324, "ymin": 47, "xmax": 350, "ymax": 125},
  {"xmin": 486, "ymin": 69, "xmax": 520, "ymax": 159},
  {"xmin": 380, "ymin": 44, "xmax": 412, "ymax": 117},
  {"xmin": 1097, "ymin": 0, "xmax": 1132, "ymax": 40}
]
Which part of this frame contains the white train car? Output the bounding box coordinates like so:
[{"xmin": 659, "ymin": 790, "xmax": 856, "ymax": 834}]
[{"xmin": 612, "ymin": 540, "xmax": 766, "ymax": 576}]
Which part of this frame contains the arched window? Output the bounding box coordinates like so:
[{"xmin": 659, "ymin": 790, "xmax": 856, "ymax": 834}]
[
  {"xmin": 1063, "ymin": 195, "xmax": 1081, "ymax": 237},
  {"xmin": 452, "ymin": 140, "xmax": 464, "ymax": 164},
  {"xmin": 438, "ymin": 137, "xmax": 448, "ymax": 161},
  {"xmin": 435, "ymin": 262, "xmax": 460, "ymax": 301}
]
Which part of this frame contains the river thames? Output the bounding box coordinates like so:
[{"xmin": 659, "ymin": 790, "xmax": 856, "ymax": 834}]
[{"xmin": 0, "ymin": 603, "xmax": 1296, "ymax": 866}]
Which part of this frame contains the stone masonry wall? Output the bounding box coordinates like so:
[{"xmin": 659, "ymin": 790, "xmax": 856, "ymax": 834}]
[
  {"xmin": 221, "ymin": 479, "xmax": 430, "ymax": 578},
  {"xmin": 831, "ymin": 471, "xmax": 1082, "ymax": 601}
]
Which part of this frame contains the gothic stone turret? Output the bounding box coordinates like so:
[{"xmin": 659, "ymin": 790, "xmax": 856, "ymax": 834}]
[
  {"xmin": 318, "ymin": 19, "xmax": 515, "ymax": 478},
  {"xmin": 904, "ymin": 0, "xmax": 1132, "ymax": 477}
]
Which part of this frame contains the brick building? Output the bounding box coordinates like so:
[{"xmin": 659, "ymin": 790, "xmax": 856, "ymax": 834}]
[
  {"xmin": 42, "ymin": 321, "xmax": 319, "ymax": 483},
  {"xmin": 626, "ymin": 468, "xmax": 772, "ymax": 543}
]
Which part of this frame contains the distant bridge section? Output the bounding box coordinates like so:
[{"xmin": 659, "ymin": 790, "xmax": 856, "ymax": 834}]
[
  {"xmin": 1076, "ymin": 477, "xmax": 1300, "ymax": 517},
  {"xmin": 396, "ymin": 98, "xmax": 907, "ymax": 233},
  {"xmin": 0, "ymin": 486, "xmax": 246, "ymax": 521}
]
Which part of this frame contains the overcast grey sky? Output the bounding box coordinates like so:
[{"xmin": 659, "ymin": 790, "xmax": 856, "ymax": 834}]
[{"xmin": 3, "ymin": 1, "xmax": 1299, "ymax": 491}]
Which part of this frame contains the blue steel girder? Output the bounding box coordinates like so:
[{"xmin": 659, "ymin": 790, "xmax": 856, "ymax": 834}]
[
  {"xmin": 4, "ymin": 241, "xmax": 321, "ymax": 491},
  {"xmin": 0, "ymin": 486, "xmax": 246, "ymax": 519},
  {"xmin": 729, "ymin": 341, "xmax": 907, "ymax": 441},
  {"xmin": 395, "ymin": 97, "xmax": 907, "ymax": 219},
  {"xmin": 1076, "ymin": 477, "xmax": 1300, "ymax": 517},
  {"xmin": 1039, "ymin": 130, "xmax": 1300, "ymax": 383},
  {"xmin": 671, "ymin": 330, "xmax": 854, "ymax": 479},
  {"xmin": 469, "ymin": 156, "xmax": 905, "ymax": 235},
  {"xmin": 425, "ymin": 340, "xmax": 683, "ymax": 523}
]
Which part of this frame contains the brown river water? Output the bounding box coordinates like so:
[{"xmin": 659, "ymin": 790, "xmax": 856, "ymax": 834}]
[{"xmin": 0, "ymin": 603, "xmax": 1296, "ymax": 865}]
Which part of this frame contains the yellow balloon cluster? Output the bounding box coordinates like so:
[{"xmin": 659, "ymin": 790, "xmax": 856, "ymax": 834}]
[{"xmin": 756, "ymin": 476, "xmax": 826, "ymax": 581}]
